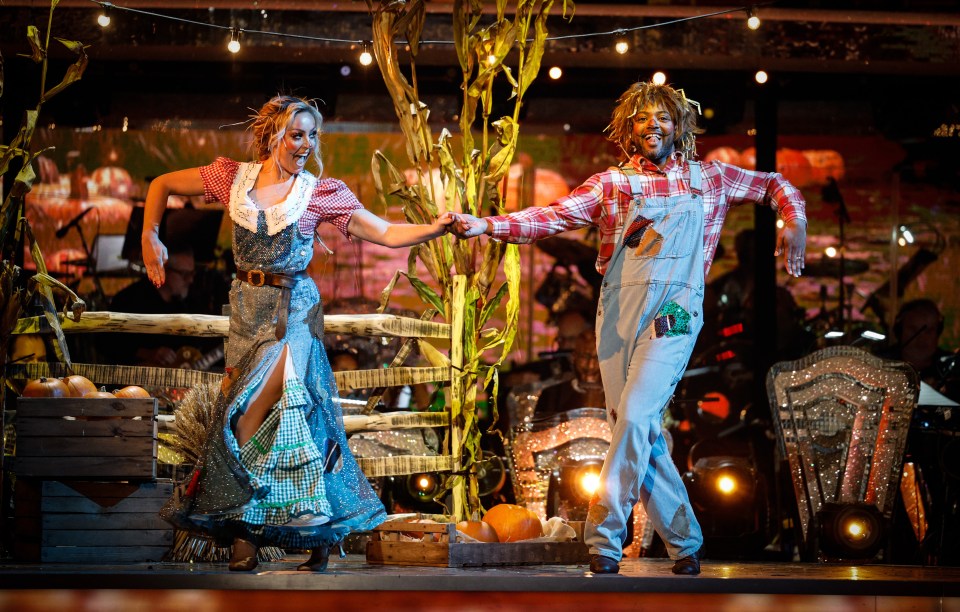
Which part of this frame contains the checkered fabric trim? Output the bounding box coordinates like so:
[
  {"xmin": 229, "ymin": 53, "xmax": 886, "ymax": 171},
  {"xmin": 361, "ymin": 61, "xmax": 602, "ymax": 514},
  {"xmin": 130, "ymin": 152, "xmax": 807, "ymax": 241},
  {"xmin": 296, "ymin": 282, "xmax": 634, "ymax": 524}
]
[{"xmin": 228, "ymin": 371, "xmax": 333, "ymax": 525}]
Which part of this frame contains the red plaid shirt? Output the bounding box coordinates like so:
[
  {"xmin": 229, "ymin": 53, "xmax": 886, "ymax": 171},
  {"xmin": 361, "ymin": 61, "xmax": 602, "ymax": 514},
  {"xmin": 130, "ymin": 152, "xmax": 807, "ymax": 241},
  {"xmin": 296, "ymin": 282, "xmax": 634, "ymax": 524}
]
[
  {"xmin": 488, "ymin": 154, "xmax": 807, "ymax": 275},
  {"xmin": 199, "ymin": 157, "xmax": 362, "ymax": 238}
]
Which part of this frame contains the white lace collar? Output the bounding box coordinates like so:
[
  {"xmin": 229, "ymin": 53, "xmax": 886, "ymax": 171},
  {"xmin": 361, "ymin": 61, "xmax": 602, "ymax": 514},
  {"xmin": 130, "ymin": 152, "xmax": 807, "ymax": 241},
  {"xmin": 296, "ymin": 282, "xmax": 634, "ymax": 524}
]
[{"xmin": 228, "ymin": 162, "xmax": 317, "ymax": 236}]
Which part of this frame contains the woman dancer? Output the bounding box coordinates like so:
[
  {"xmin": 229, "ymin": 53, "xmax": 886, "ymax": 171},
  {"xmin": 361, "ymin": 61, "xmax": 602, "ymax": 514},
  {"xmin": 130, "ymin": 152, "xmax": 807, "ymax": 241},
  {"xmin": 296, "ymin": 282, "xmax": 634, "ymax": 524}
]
[{"xmin": 148, "ymin": 95, "xmax": 454, "ymax": 571}]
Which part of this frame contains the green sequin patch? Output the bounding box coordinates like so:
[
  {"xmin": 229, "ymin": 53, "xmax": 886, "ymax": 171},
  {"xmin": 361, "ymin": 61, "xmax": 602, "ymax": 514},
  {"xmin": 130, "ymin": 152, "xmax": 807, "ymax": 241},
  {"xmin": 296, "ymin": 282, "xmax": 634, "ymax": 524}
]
[{"xmin": 656, "ymin": 300, "xmax": 691, "ymax": 337}]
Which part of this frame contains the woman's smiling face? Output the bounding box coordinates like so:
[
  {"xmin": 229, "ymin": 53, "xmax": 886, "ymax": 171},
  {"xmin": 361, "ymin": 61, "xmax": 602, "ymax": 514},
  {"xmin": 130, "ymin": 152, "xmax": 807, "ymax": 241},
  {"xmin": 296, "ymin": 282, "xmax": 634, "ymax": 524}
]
[{"xmin": 276, "ymin": 111, "xmax": 318, "ymax": 175}]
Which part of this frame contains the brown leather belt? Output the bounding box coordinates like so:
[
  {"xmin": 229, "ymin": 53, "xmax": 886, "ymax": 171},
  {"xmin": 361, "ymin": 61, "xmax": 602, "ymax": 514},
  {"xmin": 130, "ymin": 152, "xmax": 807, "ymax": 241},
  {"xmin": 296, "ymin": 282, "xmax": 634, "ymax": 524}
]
[
  {"xmin": 236, "ymin": 268, "xmax": 307, "ymax": 289},
  {"xmin": 236, "ymin": 268, "xmax": 309, "ymax": 339}
]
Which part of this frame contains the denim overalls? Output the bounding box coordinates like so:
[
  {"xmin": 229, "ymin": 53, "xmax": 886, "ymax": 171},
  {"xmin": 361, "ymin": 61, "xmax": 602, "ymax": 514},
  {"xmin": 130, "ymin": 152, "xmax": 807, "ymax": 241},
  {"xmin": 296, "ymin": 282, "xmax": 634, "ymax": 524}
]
[{"xmin": 584, "ymin": 162, "xmax": 706, "ymax": 562}]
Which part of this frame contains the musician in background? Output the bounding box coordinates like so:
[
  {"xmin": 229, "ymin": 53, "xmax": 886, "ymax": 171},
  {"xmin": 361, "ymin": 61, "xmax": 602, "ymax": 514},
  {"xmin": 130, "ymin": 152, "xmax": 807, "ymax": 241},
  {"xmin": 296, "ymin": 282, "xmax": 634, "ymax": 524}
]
[
  {"xmin": 885, "ymin": 298, "xmax": 959, "ymax": 401},
  {"xmin": 99, "ymin": 243, "xmax": 228, "ymax": 370},
  {"xmin": 535, "ymin": 329, "xmax": 604, "ymax": 418}
]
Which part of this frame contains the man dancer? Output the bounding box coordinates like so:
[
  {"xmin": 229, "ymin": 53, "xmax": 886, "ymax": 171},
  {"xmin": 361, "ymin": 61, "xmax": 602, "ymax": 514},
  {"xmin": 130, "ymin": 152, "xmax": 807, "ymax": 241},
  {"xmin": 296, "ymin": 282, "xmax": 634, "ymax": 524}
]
[{"xmin": 452, "ymin": 81, "xmax": 807, "ymax": 575}]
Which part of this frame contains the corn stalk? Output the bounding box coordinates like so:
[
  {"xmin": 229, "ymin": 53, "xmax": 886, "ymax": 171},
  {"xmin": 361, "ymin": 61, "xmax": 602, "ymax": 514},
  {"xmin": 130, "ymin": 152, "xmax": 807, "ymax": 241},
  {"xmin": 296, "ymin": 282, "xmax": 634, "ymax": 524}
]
[
  {"xmin": 367, "ymin": 0, "xmax": 573, "ymax": 520},
  {"xmin": 1, "ymin": 1, "xmax": 88, "ymax": 372}
]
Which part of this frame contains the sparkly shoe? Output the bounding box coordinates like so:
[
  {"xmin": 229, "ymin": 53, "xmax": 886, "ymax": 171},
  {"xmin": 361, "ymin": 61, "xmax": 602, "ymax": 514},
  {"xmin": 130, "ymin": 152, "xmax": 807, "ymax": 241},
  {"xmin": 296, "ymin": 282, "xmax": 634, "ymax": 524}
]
[
  {"xmin": 228, "ymin": 538, "xmax": 259, "ymax": 572},
  {"xmin": 297, "ymin": 546, "xmax": 330, "ymax": 572}
]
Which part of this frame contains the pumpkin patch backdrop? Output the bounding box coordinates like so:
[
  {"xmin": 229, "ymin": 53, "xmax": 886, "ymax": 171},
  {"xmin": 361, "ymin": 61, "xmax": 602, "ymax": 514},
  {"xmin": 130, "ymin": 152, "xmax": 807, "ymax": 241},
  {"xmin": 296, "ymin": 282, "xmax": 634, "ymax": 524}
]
[{"xmin": 26, "ymin": 126, "xmax": 960, "ymax": 356}]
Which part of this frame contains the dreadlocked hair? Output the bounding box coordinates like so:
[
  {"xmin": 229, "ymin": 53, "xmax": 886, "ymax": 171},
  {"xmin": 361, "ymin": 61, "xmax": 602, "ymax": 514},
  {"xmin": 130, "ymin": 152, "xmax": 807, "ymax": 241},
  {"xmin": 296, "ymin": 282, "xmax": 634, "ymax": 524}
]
[
  {"xmin": 249, "ymin": 95, "xmax": 324, "ymax": 177},
  {"xmin": 605, "ymin": 82, "xmax": 704, "ymax": 162}
]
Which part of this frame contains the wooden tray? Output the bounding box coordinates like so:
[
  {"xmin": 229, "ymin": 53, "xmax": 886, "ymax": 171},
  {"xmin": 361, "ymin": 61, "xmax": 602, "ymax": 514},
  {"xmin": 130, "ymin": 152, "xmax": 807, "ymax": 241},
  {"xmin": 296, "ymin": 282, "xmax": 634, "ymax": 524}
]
[{"xmin": 366, "ymin": 519, "xmax": 590, "ymax": 567}]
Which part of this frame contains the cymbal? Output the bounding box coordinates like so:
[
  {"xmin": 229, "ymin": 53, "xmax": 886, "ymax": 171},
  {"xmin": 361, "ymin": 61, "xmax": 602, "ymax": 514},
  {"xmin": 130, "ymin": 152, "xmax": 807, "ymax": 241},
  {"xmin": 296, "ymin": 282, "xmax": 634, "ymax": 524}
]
[
  {"xmin": 535, "ymin": 236, "xmax": 598, "ymax": 266},
  {"xmin": 803, "ymin": 258, "xmax": 869, "ymax": 277}
]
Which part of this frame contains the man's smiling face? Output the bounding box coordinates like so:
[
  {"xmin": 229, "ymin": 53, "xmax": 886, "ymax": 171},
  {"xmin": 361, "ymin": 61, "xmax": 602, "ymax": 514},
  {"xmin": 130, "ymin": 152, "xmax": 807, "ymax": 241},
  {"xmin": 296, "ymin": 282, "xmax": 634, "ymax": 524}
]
[{"xmin": 631, "ymin": 103, "xmax": 676, "ymax": 168}]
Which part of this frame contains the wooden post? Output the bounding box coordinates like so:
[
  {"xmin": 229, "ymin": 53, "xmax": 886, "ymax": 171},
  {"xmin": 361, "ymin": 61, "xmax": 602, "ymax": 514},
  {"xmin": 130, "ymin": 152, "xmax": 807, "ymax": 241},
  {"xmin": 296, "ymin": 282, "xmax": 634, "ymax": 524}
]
[{"xmin": 449, "ymin": 275, "xmax": 466, "ymax": 520}]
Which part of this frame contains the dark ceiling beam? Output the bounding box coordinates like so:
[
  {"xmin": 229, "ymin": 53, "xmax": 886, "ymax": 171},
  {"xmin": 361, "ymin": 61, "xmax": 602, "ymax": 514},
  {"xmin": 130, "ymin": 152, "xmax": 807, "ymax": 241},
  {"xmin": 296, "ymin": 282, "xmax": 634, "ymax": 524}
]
[{"xmin": 10, "ymin": 1, "xmax": 960, "ymax": 27}]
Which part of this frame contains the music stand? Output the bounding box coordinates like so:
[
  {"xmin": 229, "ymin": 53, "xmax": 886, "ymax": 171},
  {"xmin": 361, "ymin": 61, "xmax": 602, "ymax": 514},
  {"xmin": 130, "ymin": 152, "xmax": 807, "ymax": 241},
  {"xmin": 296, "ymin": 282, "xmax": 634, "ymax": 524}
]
[{"xmin": 122, "ymin": 207, "xmax": 224, "ymax": 263}]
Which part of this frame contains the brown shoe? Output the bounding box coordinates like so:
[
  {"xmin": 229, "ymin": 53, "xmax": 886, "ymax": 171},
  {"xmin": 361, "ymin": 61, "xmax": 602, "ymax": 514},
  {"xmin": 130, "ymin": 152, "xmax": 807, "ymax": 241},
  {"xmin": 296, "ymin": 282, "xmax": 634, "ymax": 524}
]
[
  {"xmin": 671, "ymin": 548, "xmax": 702, "ymax": 575},
  {"xmin": 589, "ymin": 554, "xmax": 620, "ymax": 574},
  {"xmin": 297, "ymin": 546, "xmax": 330, "ymax": 572},
  {"xmin": 228, "ymin": 538, "xmax": 259, "ymax": 572}
]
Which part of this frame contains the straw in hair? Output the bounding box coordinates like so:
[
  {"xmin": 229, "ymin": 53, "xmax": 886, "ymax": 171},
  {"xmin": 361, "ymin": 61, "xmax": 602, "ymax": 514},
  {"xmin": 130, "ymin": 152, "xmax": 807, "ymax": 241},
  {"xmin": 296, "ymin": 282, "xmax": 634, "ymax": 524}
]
[
  {"xmin": 249, "ymin": 95, "xmax": 324, "ymax": 176},
  {"xmin": 605, "ymin": 82, "xmax": 704, "ymax": 162}
]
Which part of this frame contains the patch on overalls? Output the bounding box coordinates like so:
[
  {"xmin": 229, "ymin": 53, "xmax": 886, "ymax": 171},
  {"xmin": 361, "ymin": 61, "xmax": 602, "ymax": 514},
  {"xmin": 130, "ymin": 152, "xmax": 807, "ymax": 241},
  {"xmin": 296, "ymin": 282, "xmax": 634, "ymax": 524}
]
[
  {"xmin": 623, "ymin": 215, "xmax": 653, "ymax": 248},
  {"xmin": 587, "ymin": 498, "xmax": 610, "ymax": 525},
  {"xmin": 653, "ymin": 300, "xmax": 691, "ymax": 338},
  {"xmin": 670, "ymin": 504, "xmax": 692, "ymax": 538}
]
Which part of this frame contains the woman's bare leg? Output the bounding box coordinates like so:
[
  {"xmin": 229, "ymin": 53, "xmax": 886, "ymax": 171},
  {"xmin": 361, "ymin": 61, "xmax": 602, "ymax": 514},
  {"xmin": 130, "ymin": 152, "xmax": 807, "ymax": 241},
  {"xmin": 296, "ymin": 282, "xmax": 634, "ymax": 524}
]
[{"xmin": 235, "ymin": 344, "xmax": 289, "ymax": 446}]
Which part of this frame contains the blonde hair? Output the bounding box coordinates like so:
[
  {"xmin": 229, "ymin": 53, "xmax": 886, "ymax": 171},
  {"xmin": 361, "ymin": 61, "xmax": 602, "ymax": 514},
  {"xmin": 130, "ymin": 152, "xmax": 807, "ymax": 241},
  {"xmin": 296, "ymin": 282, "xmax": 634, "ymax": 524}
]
[
  {"xmin": 605, "ymin": 82, "xmax": 703, "ymax": 162},
  {"xmin": 249, "ymin": 95, "xmax": 324, "ymax": 176}
]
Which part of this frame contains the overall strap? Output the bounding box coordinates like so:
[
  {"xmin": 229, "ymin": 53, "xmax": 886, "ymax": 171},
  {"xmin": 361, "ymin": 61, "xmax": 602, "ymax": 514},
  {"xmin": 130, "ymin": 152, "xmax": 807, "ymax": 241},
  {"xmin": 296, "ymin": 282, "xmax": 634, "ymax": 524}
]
[
  {"xmin": 626, "ymin": 172, "xmax": 644, "ymax": 198},
  {"xmin": 688, "ymin": 160, "xmax": 703, "ymax": 195}
]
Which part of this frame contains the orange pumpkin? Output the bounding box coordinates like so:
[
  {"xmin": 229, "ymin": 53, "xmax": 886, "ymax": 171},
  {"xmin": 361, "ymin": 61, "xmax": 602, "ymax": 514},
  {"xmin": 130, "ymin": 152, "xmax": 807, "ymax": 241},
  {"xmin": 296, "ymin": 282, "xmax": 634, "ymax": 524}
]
[
  {"xmin": 22, "ymin": 377, "xmax": 70, "ymax": 398},
  {"xmin": 114, "ymin": 385, "xmax": 150, "ymax": 399},
  {"xmin": 83, "ymin": 387, "xmax": 117, "ymax": 399},
  {"xmin": 61, "ymin": 374, "xmax": 97, "ymax": 398},
  {"xmin": 457, "ymin": 520, "xmax": 499, "ymax": 543},
  {"xmin": 482, "ymin": 504, "xmax": 543, "ymax": 542}
]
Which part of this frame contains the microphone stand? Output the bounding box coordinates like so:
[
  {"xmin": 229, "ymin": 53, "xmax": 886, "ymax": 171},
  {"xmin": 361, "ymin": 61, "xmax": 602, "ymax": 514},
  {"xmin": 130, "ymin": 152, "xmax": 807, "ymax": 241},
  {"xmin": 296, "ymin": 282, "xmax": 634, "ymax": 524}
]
[
  {"xmin": 62, "ymin": 219, "xmax": 106, "ymax": 309},
  {"xmin": 822, "ymin": 178, "xmax": 851, "ymax": 329}
]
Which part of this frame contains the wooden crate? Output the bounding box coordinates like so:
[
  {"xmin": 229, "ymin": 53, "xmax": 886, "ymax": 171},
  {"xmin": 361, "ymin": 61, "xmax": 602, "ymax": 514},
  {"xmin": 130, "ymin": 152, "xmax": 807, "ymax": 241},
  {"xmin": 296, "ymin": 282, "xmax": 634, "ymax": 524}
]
[
  {"xmin": 13, "ymin": 397, "xmax": 158, "ymax": 480},
  {"xmin": 366, "ymin": 519, "xmax": 590, "ymax": 567},
  {"xmin": 14, "ymin": 479, "xmax": 174, "ymax": 563}
]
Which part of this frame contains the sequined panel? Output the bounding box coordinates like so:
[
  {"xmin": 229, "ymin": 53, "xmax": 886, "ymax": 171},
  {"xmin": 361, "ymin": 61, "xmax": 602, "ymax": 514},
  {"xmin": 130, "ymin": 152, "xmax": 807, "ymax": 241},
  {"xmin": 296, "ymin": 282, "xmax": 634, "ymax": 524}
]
[{"xmin": 766, "ymin": 347, "xmax": 918, "ymax": 543}]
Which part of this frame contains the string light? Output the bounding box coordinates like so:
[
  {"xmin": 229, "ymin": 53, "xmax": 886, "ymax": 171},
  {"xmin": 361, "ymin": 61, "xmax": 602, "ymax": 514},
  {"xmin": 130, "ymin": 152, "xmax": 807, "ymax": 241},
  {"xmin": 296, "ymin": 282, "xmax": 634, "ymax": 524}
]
[
  {"xmin": 82, "ymin": 0, "xmax": 770, "ymax": 58},
  {"xmin": 487, "ymin": 53, "xmax": 498, "ymax": 66},
  {"xmin": 97, "ymin": 3, "xmax": 112, "ymax": 28},
  {"xmin": 548, "ymin": 66, "xmax": 562, "ymax": 80},
  {"xmin": 755, "ymin": 69, "xmax": 768, "ymax": 84},
  {"xmin": 359, "ymin": 44, "xmax": 373, "ymax": 66},
  {"xmin": 652, "ymin": 71, "xmax": 667, "ymax": 86},
  {"xmin": 227, "ymin": 28, "xmax": 241, "ymax": 54},
  {"xmin": 615, "ymin": 39, "xmax": 629, "ymax": 55},
  {"xmin": 746, "ymin": 7, "xmax": 762, "ymax": 30}
]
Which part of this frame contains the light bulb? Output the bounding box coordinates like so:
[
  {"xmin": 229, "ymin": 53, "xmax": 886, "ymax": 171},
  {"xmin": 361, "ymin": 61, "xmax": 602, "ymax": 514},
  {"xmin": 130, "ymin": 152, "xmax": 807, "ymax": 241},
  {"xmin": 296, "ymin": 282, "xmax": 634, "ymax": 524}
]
[
  {"xmin": 227, "ymin": 29, "xmax": 241, "ymax": 54},
  {"xmin": 359, "ymin": 49, "xmax": 373, "ymax": 66},
  {"xmin": 548, "ymin": 66, "xmax": 562, "ymax": 80},
  {"xmin": 755, "ymin": 70, "xmax": 768, "ymax": 84},
  {"xmin": 615, "ymin": 40, "xmax": 629, "ymax": 55},
  {"xmin": 652, "ymin": 71, "xmax": 667, "ymax": 86},
  {"xmin": 747, "ymin": 15, "xmax": 761, "ymax": 30},
  {"xmin": 97, "ymin": 12, "xmax": 111, "ymax": 28}
]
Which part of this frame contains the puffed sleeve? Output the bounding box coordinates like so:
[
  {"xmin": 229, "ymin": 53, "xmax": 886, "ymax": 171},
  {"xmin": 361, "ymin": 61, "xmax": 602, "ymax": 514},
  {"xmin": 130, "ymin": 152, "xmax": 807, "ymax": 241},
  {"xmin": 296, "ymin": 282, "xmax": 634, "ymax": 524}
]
[
  {"xmin": 198, "ymin": 157, "xmax": 240, "ymax": 204},
  {"xmin": 309, "ymin": 178, "xmax": 364, "ymax": 238}
]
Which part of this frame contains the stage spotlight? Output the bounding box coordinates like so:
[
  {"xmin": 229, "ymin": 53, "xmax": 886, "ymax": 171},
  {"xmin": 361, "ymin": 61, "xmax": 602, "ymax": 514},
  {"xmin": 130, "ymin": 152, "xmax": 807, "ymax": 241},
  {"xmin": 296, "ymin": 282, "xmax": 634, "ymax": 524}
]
[
  {"xmin": 746, "ymin": 8, "xmax": 761, "ymax": 30},
  {"xmin": 682, "ymin": 454, "xmax": 768, "ymax": 557},
  {"xmin": 652, "ymin": 71, "xmax": 667, "ymax": 86},
  {"xmin": 685, "ymin": 457, "xmax": 756, "ymax": 508},
  {"xmin": 407, "ymin": 472, "xmax": 441, "ymax": 501},
  {"xmin": 227, "ymin": 29, "xmax": 241, "ymax": 54},
  {"xmin": 558, "ymin": 462, "xmax": 603, "ymax": 502},
  {"xmin": 817, "ymin": 502, "xmax": 886, "ymax": 559}
]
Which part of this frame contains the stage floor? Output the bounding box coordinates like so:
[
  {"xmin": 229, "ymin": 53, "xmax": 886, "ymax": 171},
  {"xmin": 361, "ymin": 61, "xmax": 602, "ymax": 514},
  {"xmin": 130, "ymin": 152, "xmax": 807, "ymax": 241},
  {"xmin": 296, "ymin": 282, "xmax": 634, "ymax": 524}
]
[{"xmin": 1, "ymin": 555, "xmax": 958, "ymax": 612}]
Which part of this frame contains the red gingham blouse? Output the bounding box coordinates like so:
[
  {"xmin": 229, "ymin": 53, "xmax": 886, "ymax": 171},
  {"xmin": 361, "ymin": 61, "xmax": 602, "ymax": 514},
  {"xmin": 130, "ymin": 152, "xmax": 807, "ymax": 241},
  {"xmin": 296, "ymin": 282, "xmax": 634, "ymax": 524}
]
[
  {"xmin": 487, "ymin": 153, "xmax": 807, "ymax": 276},
  {"xmin": 198, "ymin": 157, "xmax": 362, "ymax": 238}
]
